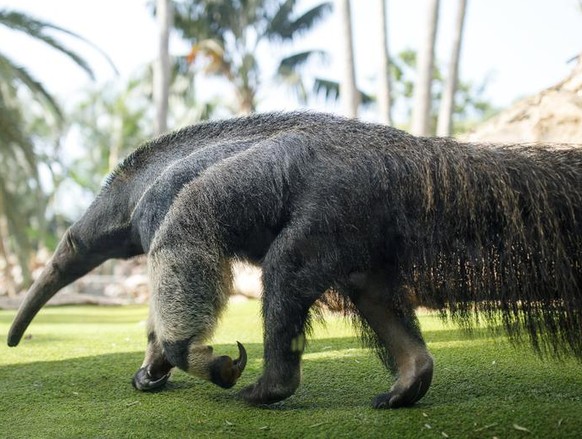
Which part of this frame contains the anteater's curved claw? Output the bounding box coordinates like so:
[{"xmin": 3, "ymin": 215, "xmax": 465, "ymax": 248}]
[{"xmin": 209, "ymin": 341, "xmax": 248, "ymax": 389}]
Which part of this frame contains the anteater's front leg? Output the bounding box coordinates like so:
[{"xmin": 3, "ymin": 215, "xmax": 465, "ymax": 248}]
[
  {"xmin": 132, "ymin": 319, "xmax": 173, "ymax": 391},
  {"xmin": 239, "ymin": 292, "xmax": 313, "ymax": 405},
  {"xmin": 240, "ymin": 234, "xmax": 323, "ymax": 405},
  {"xmin": 134, "ymin": 245, "xmax": 246, "ymax": 391}
]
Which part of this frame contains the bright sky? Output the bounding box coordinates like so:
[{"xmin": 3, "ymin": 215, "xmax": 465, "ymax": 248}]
[{"xmin": 1, "ymin": 0, "xmax": 582, "ymax": 118}]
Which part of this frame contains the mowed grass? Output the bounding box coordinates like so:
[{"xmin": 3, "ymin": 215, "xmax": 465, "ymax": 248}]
[{"xmin": 1, "ymin": 300, "xmax": 581, "ymax": 438}]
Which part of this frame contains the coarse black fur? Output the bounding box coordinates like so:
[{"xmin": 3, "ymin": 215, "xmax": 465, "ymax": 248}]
[
  {"xmin": 145, "ymin": 112, "xmax": 581, "ymax": 406},
  {"xmin": 8, "ymin": 112, "xmax": 582, "ymax": 409}
]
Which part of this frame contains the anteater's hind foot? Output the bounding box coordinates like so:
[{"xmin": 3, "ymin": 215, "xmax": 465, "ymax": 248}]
[
  {"xmin": 372, "ymin": 353, "xmax": 433, "ymax": 408},
  {"xmin": 350, "ymin": 271, "xmax": 434, "ymax": 409}
]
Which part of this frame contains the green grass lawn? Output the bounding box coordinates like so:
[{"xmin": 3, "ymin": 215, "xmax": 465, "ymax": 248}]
[{"xmin": 1, "ymin": 300, "xmax": 581, "ymax": 438}]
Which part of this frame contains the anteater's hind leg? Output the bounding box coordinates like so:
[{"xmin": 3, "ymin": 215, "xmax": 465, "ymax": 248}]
[{"xmin": 350, "ymin": 272, "xmax": 433, "ymax": 408}]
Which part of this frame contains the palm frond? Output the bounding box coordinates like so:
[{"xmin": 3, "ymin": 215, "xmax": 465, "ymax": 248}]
[
  {"xmin": 172, "ymin": 1, "xmax": 236, "ymax": 42},
  {"xmin": 0, "ymin": 53, "xmax": 63, "ymax": 121},
  {"xmin": 277, "ymin": 50, "xmax": 328, "ymax": 75},
  {"xmin": 0, "ymin": 97, "xmax": 31, "ymax": 151},
  {"xmin": 0, "ymin": 9, "xmax": 118, "ymax": 78},
  {"xmin": 0, "ymin": 89, "xmax": 38, "ymax": 174},
  {"xmin": 314, "ymin": 78, "xmax": 340, "ymax": 101},
  {"xmin": 267, "ymin": 2, "xmax": 333, "ymax": 41},
  {"xmin": 266, "ymin": 0, "xmax": 295, "ymax": 38},
  {"xmin": 313, "ymin": 78, "xmax": 374, "ymax": 105}
]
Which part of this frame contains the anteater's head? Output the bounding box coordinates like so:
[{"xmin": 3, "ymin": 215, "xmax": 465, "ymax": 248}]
[{"xmin": 7, "ymin": 172, "xmax": 145, "ymax": 347}]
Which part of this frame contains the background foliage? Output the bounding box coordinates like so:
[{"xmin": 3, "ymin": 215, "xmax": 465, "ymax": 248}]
[{"xmin": 0, "ymin": 1, "xmax": 497, "ymax": 295}]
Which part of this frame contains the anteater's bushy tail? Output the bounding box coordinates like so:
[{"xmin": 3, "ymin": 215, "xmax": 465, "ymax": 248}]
[{"xmin": 386, "ymin": 140, "xmax": 582, "ymax": 358}]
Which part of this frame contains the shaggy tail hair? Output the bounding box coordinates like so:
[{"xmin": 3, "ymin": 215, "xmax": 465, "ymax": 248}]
[{"xmin": 324, "ymin": 140, "xmax": 582, "ymax": 360}]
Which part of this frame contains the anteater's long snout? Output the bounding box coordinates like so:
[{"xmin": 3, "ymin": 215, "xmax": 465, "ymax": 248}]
[{"xmin": 7, "ymin": 230, "xmax": 104, "ymax": 347}]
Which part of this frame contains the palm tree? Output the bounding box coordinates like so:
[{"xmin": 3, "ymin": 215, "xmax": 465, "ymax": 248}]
[
  {"xmin": 436, "ymin": 0, "xmax": 468, "ymax": 136},
  {"xmin": 376, "ymin": 0, "xmax": 392, "ymax": 125},
  {"xmin": 0, "ymin": 9, "xmax": 112, "ymax": 293},
  {"xmin": 411, "ymin": 0, "xmax": 440, "ymax": 135},
  {"xmin": 338, "ymin": 0, "xmax": 359, "ymax": 118},
  {"xmin": 154, "ymin": 0, "xmax": 173, "ymax": 135},
  {"xmin": 171, "ymin": 0, "xmax": 332, "ymax": 114}
]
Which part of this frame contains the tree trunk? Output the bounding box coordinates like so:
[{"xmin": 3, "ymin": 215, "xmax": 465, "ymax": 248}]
[
  {"xmin": 376, "ymin": 0, "xmax": 392, "ymax": 125},
  {"xmin": 436, "ymin": 0, "xmax": 467, "ymax": 136},
  {"xmin": 0, "ymin": 195, "xmax": 17, "ymax": 297},
  {"xmin": 338, "ymin": 0, "xmax": 359, "ymax": 118},
  {"xmin": 108, "ymin": 116, "xmax": 123, "ymax": 172},
  {"xmin": 154, "ymin": 0, "xmax": 172, "ymax": 135},
  {"xmin": 411, "ymin": 0, "xmax": 440, "ymax": 136},
  {"xmin": 237, "ymin": 86, "xmax": 256, "ymax": 115}
]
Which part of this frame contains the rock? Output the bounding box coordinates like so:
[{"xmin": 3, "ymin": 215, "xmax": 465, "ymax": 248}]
[{"xmin": 465, "ymin": 55, "xmax": 582, "ymax": 144}]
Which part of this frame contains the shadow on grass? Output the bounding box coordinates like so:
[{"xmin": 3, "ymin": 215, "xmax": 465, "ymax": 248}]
[
  {"xmin": 0, "ymin": 305, "xmax": 147, "ymax": 326},
  {"xmin": 3, "ymin": 334, "xmax": 580, "ymax": 407},
  {"xmin": 2, "ymin": 333, "xmax": 581, "ymax": 438}
]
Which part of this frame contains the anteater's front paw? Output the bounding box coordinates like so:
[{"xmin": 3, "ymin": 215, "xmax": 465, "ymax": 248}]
[
  {"xmin": 239, "ymin": 378, "xmax": 297, "ymax": 405},
  {"xmin": 132, "ymin": 367, "xmax": 171, "ymax": 391}
]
